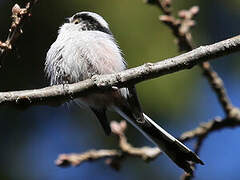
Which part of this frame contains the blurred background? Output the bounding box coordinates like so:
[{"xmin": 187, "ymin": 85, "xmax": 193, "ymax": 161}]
[{"xmin": 0, "ymin": 0, "xmax": 240, "ymax": 179}]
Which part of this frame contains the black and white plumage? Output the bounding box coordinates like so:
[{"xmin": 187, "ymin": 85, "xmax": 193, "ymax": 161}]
[{"xmin": 45, "ymin": 11, "xmax": 204, "ymax": 173}]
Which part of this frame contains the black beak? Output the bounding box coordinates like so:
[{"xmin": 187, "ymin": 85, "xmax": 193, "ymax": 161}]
[{"xmin": 64, "ymin": 17, "xmax": 70, "ymax": 23}]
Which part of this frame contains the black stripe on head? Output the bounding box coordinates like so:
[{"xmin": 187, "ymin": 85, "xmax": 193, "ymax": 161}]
[{"xmin": 72, "ymin": 12, "xmax": 112, "ymax": 35}]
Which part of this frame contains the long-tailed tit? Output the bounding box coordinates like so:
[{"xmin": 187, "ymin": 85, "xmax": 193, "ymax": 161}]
[{"xmin": 45, "ymin": 11, "xmax": 204, "ymax": 173}]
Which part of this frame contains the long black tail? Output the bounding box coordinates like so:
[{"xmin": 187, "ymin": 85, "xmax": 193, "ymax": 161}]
[
  {"xmin": 142, "ymin": 113, "xmax": 204, "ymax": 173},
  {"xmin": 114, "ymin": 105, "xmax": 204, "ymax": 173}
]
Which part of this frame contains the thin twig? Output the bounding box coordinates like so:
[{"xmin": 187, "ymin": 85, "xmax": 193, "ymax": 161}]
[
  {"xmin": 180, "ymin": 114, "xmax": 240, "ymax": 179},
  {"xmin": 56, "ymin": 121, "xmax": 161, "ymax": 169},
  {"xmin": 56, "ymin": 150, "xmax": 121, "ymax": 167},
  {"xmin": 144, "ymin": 0, "xmax": 172, "ymax": 15},
  {"xmin": 0, "ymin": 0, "xmax": 38, "ymax": 57},
  {"xmin": 181, "ymin": 115, "xmax": 240, "ymax": 142},
  {"xmin": 111, "ymin": 121, "xmax": 161, "ymax": 161},
  {"xmin": 200, "ymin": 62, "xmax": 234, "ymax": 116}
]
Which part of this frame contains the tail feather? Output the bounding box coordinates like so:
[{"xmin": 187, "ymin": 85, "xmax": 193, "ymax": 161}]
[
  {"xmin": 113, "ymin": 104, "xmax": 204, "ymax": 173},
  {"xmin": 143, "ymin": 114, "xmax": 204, "ymax": 173}
]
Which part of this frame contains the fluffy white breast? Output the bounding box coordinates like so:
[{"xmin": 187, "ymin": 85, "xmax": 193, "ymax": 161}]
[{"xmin": 45, "ymin": 24, "xmax": 126, "ymax": 85}]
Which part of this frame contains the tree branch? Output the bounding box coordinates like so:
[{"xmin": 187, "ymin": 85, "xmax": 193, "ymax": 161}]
[{"xmin": 0, "ymin": 35, "xmax": 239, "ymax": 107}]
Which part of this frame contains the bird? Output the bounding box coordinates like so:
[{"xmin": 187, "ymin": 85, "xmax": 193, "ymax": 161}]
[{"xmin": 45, "ymin": 11, "xmax": 204, "ymax": 173}]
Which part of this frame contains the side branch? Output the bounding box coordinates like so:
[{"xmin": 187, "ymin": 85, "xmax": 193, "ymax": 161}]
[
  {"xmin": 180, "ymin": 115, "xmax": 240, "ymax": 180},
  {"xmin": 0, "ymin": 35, "xmax": 240, "ymax": 106},
  {"xmin": 181, "ymin": 115, "xmax": 240, "ymax": 142},
  {"xmin": 55, "ymin": 115, "xmax": 240, "ymax": 170},
  {"xmin": 56, "ymin": 121, "xmax": 161, "ymax": 169},
  {"xmin": 200, "ymin": 62, "xmax": 234, "ymax": 116}
]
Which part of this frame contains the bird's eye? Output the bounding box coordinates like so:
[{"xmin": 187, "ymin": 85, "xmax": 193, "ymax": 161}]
[{"xmin": 73, "ymin": 19, "xmax": 80, "ymax": 24}]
